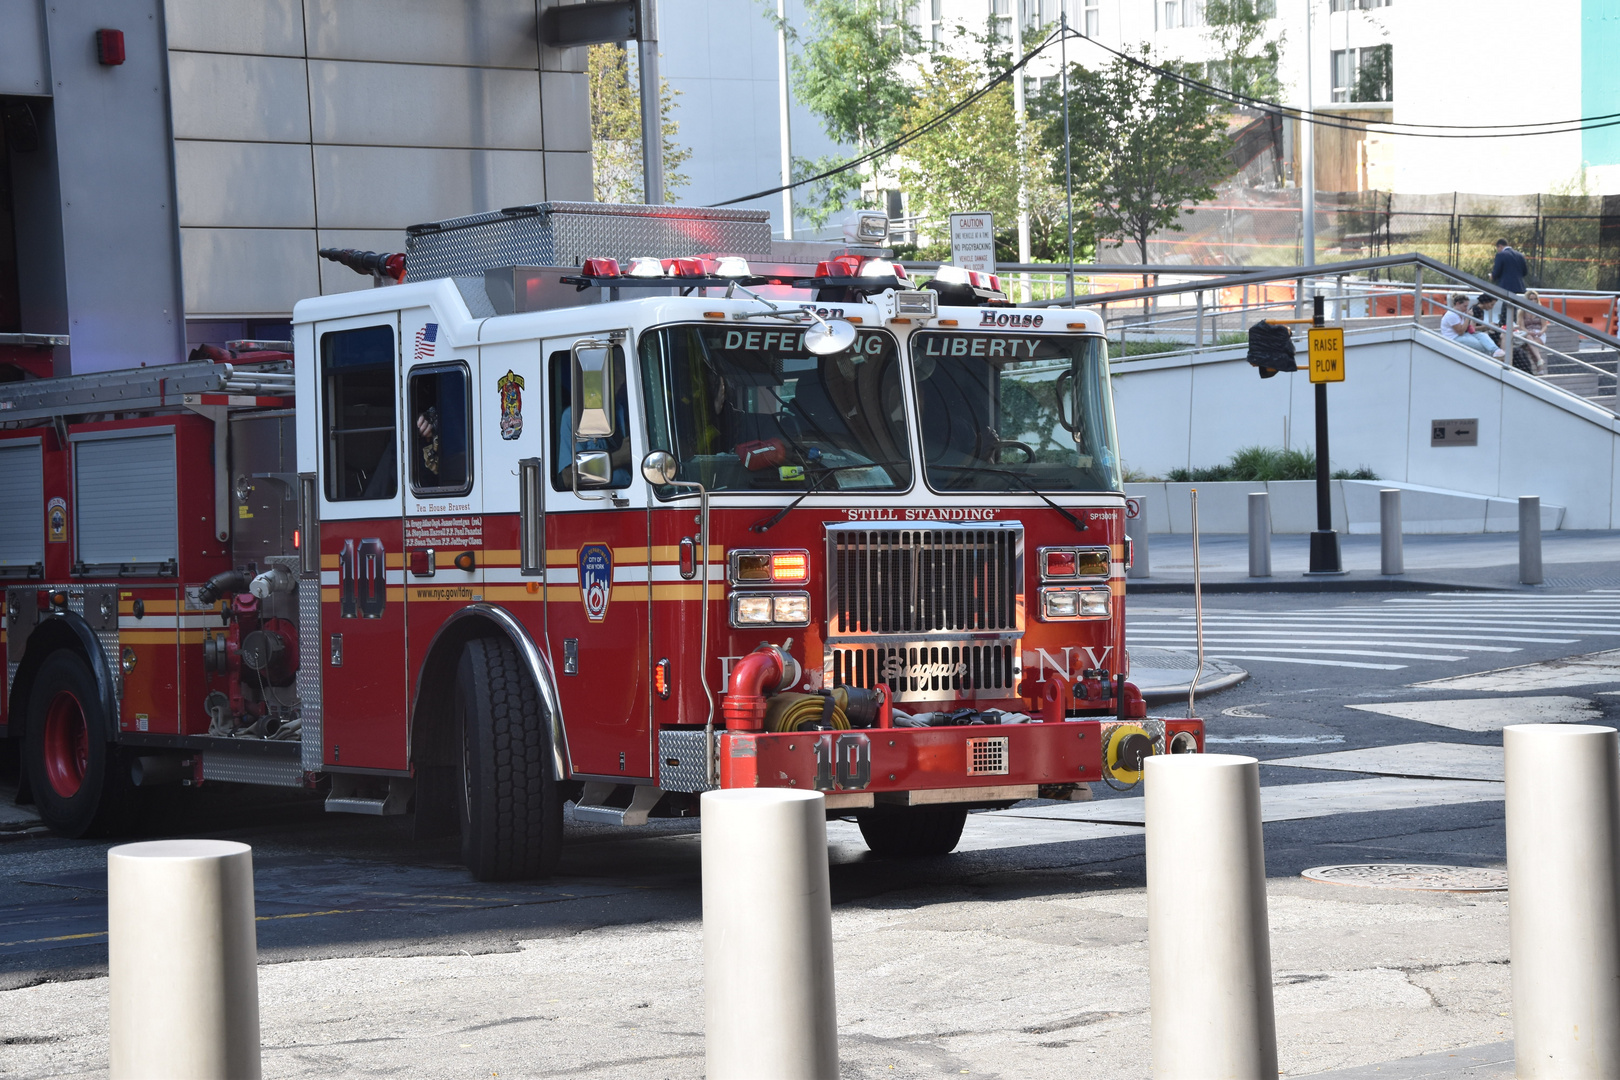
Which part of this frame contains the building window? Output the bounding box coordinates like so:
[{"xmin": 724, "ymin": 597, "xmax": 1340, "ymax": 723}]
[
  {"xmin": 1331, "ymin": 44, "xmax": 1393, "ymax": 102},
  {"xmin": 1330, "ymin": 0, "xmax": 1388, "ymax": 9},
  {"xmin": 929, "ymin": 0, "xmax": 944, "ymax": 47},
  {"xmin": 989, "ymin": 0, "xmax": 1011, "ymax": 39},
  {"xmin": 1083, "ymin": 0, "xmax": 1100, "ymax": 35}
]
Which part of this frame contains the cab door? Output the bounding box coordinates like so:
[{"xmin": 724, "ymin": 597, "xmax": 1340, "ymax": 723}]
[
  {"xmin": 540, "ymin": 333, "xmax": 653, "ymax": 779},
  {"xmin": 400, "ymin": 309, "xmax": 483, "ymax": 699},
  {"xmin": 314, "ymin": 314, "xmax": 409, "ymax": 771}
]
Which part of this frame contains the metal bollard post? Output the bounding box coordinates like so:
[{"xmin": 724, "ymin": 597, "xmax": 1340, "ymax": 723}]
[
  {"xmin": 1145, "ymin": 754, "xmax": 1278, "ymax": 1079},
  {"xmin": 1380, "ymin": 488, "xmax": 1404, "ymax": 575},
  {"xmin": 1127, "ymin": 500, "xmax": 1150, "ymax": 579},
  {"xmin": 109, "ymin": 840, "xmax": 261, "ymax": 1080},
  {"xmin": 1247, "ymin": 492, "xmax": 1271, "ymax": 577},
  {"xmin": 1519, "ymin": 495, "xmax": 1543, "ymax": 585},
  {"xmin": 703, "ymin": 789, "xmax": 838, "ymax": 1080},
  {"xmin": 1505, "ymin": 724, "xmax": 1620, "ymax": 1077}
]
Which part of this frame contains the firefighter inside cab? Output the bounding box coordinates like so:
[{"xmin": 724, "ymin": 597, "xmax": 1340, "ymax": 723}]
[{"xmin": 0, "ymin": 204, "xmax": 1202, "ymax": 881}]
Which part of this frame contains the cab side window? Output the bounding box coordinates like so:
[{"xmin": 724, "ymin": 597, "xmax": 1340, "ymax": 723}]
[
  {"xmin": 322, "ymin": 326, "xmax": 397, "ymax": 502},
  {"xmin": 548, "ymin": 346, "xmax": 632, "ymax": 491},
  {"xmin": 407, "ymin": 364, "xmax": 472, "ymax": 496}
]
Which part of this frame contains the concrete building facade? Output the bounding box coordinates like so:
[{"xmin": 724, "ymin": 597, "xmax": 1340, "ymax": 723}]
[{"xmin": 0, "ymin": 0, "xmax": 593, "ymax": 374}]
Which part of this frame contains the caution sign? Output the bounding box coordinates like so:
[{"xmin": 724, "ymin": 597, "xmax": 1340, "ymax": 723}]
[{"xmin": 1308, "ymin": 327, "xmax": 1345, "ymax": 383}]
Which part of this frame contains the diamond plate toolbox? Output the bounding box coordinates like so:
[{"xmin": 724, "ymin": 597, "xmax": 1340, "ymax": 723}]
[{"xmin": 405, "ymin": 202, "xmax": 774, "ymax": 280}]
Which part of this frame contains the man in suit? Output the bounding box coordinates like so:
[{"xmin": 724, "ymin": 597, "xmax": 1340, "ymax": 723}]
[{"xmin": 1490, "ymin": 238, "xmax": 1530, "ymax": 332}]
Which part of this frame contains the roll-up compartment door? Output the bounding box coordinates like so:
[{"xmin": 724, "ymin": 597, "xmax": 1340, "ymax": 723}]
[
  {"xmin": 73, "ymin": 430, "xmax": 178, "ymax": 572},
  {"xmin": 0, "ymin": 440, "xmax": 44, "ymax": 570}
]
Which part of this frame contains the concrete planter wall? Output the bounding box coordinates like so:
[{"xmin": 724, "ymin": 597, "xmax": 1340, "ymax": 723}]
[{"xmin": 1125, "ymin": 479, "xmax": 1566, "ymax": 534}]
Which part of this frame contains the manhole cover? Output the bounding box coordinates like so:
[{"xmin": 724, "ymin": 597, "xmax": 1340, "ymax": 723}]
[{"xmin": 1301, "ymin": 864, "xmax": 1507, "ymax": 892}]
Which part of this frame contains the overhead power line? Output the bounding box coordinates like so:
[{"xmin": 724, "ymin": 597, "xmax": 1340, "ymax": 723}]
[{"xmin": 711, "ymin": 25, "xmax": 1620, "ymax": 208}]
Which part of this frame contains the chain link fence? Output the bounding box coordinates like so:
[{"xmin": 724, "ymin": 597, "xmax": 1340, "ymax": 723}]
[{"xmin": 1094, "ymin": 190, "xmax": 1620, "ymax": 291}]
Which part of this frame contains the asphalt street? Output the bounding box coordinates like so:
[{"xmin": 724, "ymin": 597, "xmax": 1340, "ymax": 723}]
[{"xmin": 6, "ymin": 588, "xmax": 1620, "ymax": 1077}]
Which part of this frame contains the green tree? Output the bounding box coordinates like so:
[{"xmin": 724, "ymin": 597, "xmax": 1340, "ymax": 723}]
[
  {"xmin": 587, "ymin": 43, "xmax": 691, "ymax": 203},
  {"xmin": 1202, "ymin": 0, "xmax": 1283, "ymax": 102},
  {"xmin": 787, "ymin": 0, "xmax": 920, "ymax": 223},
  {"xmin": 1039, "ymin": 51, "xmax": 1234, "ymax": 263}
]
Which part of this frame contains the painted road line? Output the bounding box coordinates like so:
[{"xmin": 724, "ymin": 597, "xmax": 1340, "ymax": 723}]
[
  {"xmin": 1127, "ymin": 636, "xmax": 1522, "ymax": 653},
  {"xmin": 1202, "ymin": 655, "xmax": 1407, "ymax": 670},
  {"xmin": 1267, "ymin": 741, "xmax": 1504, "ymax": 782},
  {"xmin": 998, "ymin": 776, "xmax": 1505, "ymax": 827},
  {"xmin": 1132, "ymin": 646, "xmax": 1467, "ymax": 661},
  {"xmin": 1346, "ymin": 694, "xmax": 1602, "ymax": 731},
  {"xmin": 1411, "ymin": 650, "xmax": 1620, "ymax": 692}
]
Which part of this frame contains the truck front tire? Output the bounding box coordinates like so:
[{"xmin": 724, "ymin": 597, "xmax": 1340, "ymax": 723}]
[
  {"xmin": 855, "ymin": 805, "xmax": 968, "ymax": 857},
  {"xmin": 454, "ymin": 637, "xmax": 563, "ymax": 880},
  {"xmin": 24, "ymin": 649, "xmax": 134, "ymax": 838}
]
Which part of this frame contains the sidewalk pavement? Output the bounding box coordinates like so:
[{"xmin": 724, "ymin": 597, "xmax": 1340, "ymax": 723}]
[{"xmin": 1128, "ymin": 529, "xmax": 1620, "ymax": 592}]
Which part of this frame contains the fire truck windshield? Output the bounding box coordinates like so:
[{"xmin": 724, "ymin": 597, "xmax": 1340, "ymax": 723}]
[
  {"xmin": 639, "ymin": 324, "xmax": 911, "ymax": 493},
  {"xmin": 911, "ymin": 331, "xmax": 1121, "ymax": 493}
]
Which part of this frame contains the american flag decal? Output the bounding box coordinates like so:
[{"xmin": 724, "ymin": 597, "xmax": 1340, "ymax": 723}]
[{"xmin": 414, "ymin": 323, "xmax": 438, "ymax": 361}]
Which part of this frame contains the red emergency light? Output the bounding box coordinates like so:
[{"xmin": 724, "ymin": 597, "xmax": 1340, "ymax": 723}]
[
  {"xmin": 96, "ymin": 29, "xmax": 125, "ymax": 66},
  {"xmin": 581, "ymin": 257, "xmax": 621, "ymax": 277}
]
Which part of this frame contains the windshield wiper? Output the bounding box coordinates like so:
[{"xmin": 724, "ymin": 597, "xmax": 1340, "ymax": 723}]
[
  {"xmin": 928, "ymin": 463, "xmax": 1086, "ymax": 532},
  {"xmin": 751, "ymin": 461, "xmax": 908, "ymax": 533}
]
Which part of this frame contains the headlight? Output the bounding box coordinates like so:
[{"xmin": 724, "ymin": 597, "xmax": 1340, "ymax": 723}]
[
  {"xmin": 772, "ymin": 594, "xmax": 810, "ymax": 624},
  {"xmin": 1040, "ymin": 546, "xmax": 1111, "ymax": 580},
  {"xmin": 730, "ymin": 592, "xmax": 811, "ymax": 627},
  {"xmin": 735, "ymin": 596, "xmax": 773, "ymax": 623},
  {"xmin": 1040, "ymin": 586, "xmax": 1110, "ymax": 620}
]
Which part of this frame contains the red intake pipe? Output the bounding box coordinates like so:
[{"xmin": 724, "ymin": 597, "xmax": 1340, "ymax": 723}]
[{"xmin": 721, "ymin": 645, "xmax": 800, "ymax": 732}]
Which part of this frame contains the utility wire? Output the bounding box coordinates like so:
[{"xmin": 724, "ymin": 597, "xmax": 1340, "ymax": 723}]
[
  {"xmin": 712, "ymin": 25, "xmax": 1620, "ymax": 207},
  {"xmin": 1064, "ymin": 28, "xmax": 1620, "ymax": 137}
]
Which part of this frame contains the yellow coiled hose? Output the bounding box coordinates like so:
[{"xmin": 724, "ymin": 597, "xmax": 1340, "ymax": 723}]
[{"xmin": 765, "ymin": 689, "xmax": 852, "ymax": 732}]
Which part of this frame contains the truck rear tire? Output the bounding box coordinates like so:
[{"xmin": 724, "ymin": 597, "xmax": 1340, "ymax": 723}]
[
  {"xmin": 454, "ymin": 637, "xmax": 562, "ymax": 881},
  {"xmin": 855, "ymin": 805, "xmax": 968, "ymax": 857},
  {"xmin": 23, "ymin": 649, "xmax": 135, "ymax": 838}
]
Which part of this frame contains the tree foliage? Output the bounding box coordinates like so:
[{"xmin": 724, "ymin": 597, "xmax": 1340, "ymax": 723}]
[
  {"xmin": 1202, "ymin": 0, "xmax": 1283, "ymax": 103},
  {"xmin": 1038, "ymin": 51, "xmax": 1234, "ymax": 262},
  {"xmin": 587, "ymin": 43, "xmax": 691, "ymax": 203},
  {"xmin": 786, "ymin": 0, "xmax": 920, "ymax": 225}
]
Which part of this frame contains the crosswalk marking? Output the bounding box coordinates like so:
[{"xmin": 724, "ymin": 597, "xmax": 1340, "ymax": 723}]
[{"xmin": 1129, "ymin": 590, "xmax": 1620, "ymax": 670}]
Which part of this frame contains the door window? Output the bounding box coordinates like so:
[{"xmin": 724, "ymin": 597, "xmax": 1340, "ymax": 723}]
[
  {"xmin": 407, "ymin": 363, "xmax": 473, "ymax": 496},
  {"xmin": 322, "ymin": 326, "xmax": 397, "ymax": 501},
  {"xmin": 548, "ymin": 346, "xmax": 632, "ymax": 491}
]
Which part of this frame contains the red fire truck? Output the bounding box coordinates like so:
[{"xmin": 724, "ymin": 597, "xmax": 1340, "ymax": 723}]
[{"xmin": 0, "ymin": 202, "xmax": 1202, "ymax": 879}]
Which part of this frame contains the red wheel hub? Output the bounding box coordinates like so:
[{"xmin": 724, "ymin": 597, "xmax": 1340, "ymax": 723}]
[{"xmin": 42, "ymin": 690, "xmax": 90, "ymax": 798}]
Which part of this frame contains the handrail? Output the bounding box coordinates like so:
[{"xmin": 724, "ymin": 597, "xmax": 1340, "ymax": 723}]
[{"xmin": 1021, "ymin": 252, "xmax": 1620, "ymax": 353}]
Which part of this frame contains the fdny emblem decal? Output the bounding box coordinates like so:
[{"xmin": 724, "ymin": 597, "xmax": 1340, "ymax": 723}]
[
  {"xmin": 580, "ymin": 543, "xmax": 612, "ymax": 622},
  {"xmin": 497, "ymin": 370, "xmax": 524, "ymax": 440},
  {"xmin": 47, "ymin": 497, "xmax": 67, "ymax": 542}
]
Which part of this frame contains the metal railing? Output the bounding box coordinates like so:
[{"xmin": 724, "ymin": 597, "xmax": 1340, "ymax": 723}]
[{"xmin": 907, "ymin": 254, "xmax": 1620, "ymax": 414}]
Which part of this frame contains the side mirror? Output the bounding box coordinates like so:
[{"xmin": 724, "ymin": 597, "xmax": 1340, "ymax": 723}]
[
  {"xmin": 803, "ymin": 319, "xmax": 857, "ymax": 356},
  {"xmin": 574, "ymin": 450, "xmax": 612, "ymax": 488},
  {"xmin": 571, "ymin": 340, "xmax": 615, "ymax": 437},
  {"xmin": 641, "ymin": 450, "xmax": 679, "ymax": 486}
]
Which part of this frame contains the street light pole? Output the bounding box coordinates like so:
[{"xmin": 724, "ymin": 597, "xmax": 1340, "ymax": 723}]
[
  {"xmin": 1061, "ymin": 12, "xmax": 1074, "ymax": 307},
  {"xmin": 638, "ymin": 0, "xmax": 664, "ymax": 204},
  {"xmin": 1300, "ymin": 0, "xmax": 1314, "ymax": 265},
  {"xmin": 1012, "ymin": 0, "xmax": 1032, "ymax": 299},
  {"xmin": 775, "ymin": 0, "xmax": 794, "ymax": 239}
]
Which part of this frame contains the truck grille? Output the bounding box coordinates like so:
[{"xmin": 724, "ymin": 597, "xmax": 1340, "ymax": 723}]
[
  {"xmin": 829, "ymin": 641, "xmax": 1021, "ymax": 702},
  {"xmin": 827, "ymin": 525, "xmax": 1023, "ymax": 636}
]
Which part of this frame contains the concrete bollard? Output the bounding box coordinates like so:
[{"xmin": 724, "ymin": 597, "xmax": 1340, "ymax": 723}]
[
  {"xmin": 1127, "ymin": 501, "xmax": 1150, "ymax": 579},
  {"xmin": 1247, "ymin": 492, "xmax": 1271, "ymax": 578},
  {"xmin": 108, "ymin": 840, "xmax": 261, "ymax": 1080},
  {"xmin": 1380, "ymin": 488, "xmax": 1404, "ymax": 575},
  {"xmin": 702, "ymin": 789, "xmax": 838, "ymax": 1080},
  {"xmin": 1519, "ymin": 495, "xmax": 1543, "ymax": 585},
  {"xmin": 1505, "ymin": 724, "xmax": 1620, "ymax": 1078},
  {"xmin": 1145, "ymin": 754, "xmax": 1278, "ymax": 1079}
]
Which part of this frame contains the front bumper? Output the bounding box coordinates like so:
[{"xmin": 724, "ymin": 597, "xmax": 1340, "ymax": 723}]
[{"xmin": 711, "ymin": 717, "xmax": 1204, "ymax": 803}]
